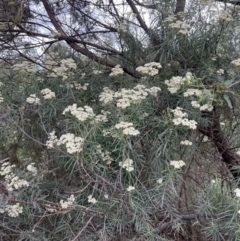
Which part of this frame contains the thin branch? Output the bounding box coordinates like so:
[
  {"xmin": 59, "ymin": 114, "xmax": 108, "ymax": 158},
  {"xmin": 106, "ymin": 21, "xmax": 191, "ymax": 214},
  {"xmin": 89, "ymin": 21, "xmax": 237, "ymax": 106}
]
[
  {"xmin": 69, "ymin": 4, "xmax": 118, "ymax": 32},
  {"xmin": 71, "ymin": 215, "xmax": 94, "ymax": 241},
  {"xmin": 198, "ymin": 109, "xmax": 240, "ymax": 184},
  {"xmin": 157, "ymin": 212, "xmax": 216, "ymax": 234},
  {"xmin": 126, "ymin": 0, "xmax": 149, "ymax": 33},
  {"xmin": 133, "ymin": 0, "xmax": 157, "ymax": 9},
  {"xmin": 41, "ymin": 0, "xmax": 138, "ymax": 77}
]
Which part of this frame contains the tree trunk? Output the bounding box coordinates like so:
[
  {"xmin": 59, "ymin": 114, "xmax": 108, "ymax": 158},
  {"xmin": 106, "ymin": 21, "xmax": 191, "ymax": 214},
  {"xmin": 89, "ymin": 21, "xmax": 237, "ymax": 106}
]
[{"xmin": 198, "ymin": 109, "xmax": 240, "ymax": 184}]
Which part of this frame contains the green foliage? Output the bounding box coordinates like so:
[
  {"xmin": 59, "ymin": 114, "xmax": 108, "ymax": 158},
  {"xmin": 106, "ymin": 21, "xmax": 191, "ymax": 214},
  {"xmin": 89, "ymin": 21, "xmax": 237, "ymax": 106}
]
[{"xmin": 1, "ymin": 1, "xmax": 240, "ymax": 240}]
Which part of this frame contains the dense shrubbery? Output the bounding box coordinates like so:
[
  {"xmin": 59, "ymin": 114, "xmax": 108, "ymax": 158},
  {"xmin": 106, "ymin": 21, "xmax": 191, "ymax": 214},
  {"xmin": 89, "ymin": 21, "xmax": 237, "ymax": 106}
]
[
  {"xmin": 1, "ymin": 0, "xmax": 240, "ymax": 240},
  {"xmin": 0, "ymin": 54, "xmax": 239, "ymax": 240}
]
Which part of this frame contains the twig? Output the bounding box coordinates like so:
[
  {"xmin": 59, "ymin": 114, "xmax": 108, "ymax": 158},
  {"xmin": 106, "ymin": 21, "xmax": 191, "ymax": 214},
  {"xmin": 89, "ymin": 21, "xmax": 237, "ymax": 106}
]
[
  {"xmin": 156, "ymin": 212, "xmax": 216, "ymax": 234},
  {"xmin": 71, "ymin": 215, "xmax": 94, "ymax": 241}
]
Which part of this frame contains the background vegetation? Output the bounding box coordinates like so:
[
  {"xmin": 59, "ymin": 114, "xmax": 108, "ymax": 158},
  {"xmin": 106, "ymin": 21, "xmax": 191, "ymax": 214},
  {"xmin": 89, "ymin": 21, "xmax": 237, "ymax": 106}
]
[{"xmin": 1, "ymin": 0, "xmax": 240, "ymax": 240}]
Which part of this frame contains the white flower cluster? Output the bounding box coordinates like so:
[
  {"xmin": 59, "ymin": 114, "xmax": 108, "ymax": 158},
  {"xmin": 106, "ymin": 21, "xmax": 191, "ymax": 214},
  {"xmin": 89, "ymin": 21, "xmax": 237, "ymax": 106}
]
[
  {"xmin": 99, "ymin": 87, "xmax": 115, "ymax": 104},
  {"xmin": 93, "ymin": 69, "xmax": 102, "ymax": 74},
  {"xmin": 147, "ymin": 86, "xmax": 162, "ymax": 97},
  {"xmin": 165, "ymin": 76, "xmax": 184, "ymax": 94},
  {"xmin": 45, "ymin": 131, "xmax": 58, "ymax": 149},
  {"xmin": 41, "ymin": 88, "xmax": 55, "ymax": 100},
  {"xmin": 164, "ymin": 15, "xmax": 177, "ymax": 23},
  {"xmin": 94, "ymin": 110, "xmax": 111, "ymax": 123},
  {"xmin": 231, "ymin": 58, "xmax": 240, "ymax": 67},
  {"xmin": 171, "ymin": 107, "xmax": 197, "ymax": 129},
  {"xmin": 236, "ymin": 149, "xmax": 240, "ymax": 156},
  {"xmin": 12, "ymin": 61, "xmax": 37, "ymax": 74},
  {"xmin": 127, "ymin": 186, "xmax": 135, "ymax": 192},
  {"xmin": 102, "ymin": 128, "xmax": 118, "ymax": 138},
  {"xmin": 136, "ymin": 62, "xmax": 162, "ymax": 76},
  {"xmin": 184, "ymin": 72, "xmax": 194, "ymax": 84},
  {"xmin": 211, "ymin": 179, "xmax": 216, "ymax": 184},
  {"xmin": 66, "ymin": 82, "xmax": 89, "ymax": 90},
  {"xmin": 96, "ymin": 145, "xmax": 113, "ymax": 165},
  {"xmin": 101, "ymin": 86, "xmax": 147, "ymax": 107},
  {"xmin": 184, "ymin": 89, "xmax": 213, "ymax": 111},
  {"xmin": 48, "ymin": 58, "xmax": 77, "ymax": 80},
  {"xmin": 0, "ymin": 84, "xmax": 3, "ymax": 103},
  {"xmin": 171, "ymin": 107, "xmax": 187, "ymax": 118},
  {"xmin": 58, "ymin": 133, "xmax": 84, "ymax": 154},
  {"xmin": 200, "ymin": 103, "xmax": 213, "ymax": 111},
  {"xmin": 115, "ymin": 121, "xmax": 140, "ymax": 136},
  {"xmin": 60, "ymin": 194, "xmax": 75, "ymax": 208},
  {"xmin": 115, "ymin": 122, "xmax": 132, "ymax": 129},
  {"xmin": 219, "ymin": 10, "xmax": 233, "ymax": 22},
  {"xmin": 117, "ymin": 23, "xmax": 128, "ymax": 32},
  {"xmin": 119, "ymin": 158, "xmax": 134, "ymax": 172},
  {"xmin": 88, "ymin": 195, "xmax": 97, "ymax": 204},
  {"xmin": 0, "ymin": 162, "xmax": 29, "ymax": 191},
  {"xmin": 180, "ymin": 140, "xmax": 192, "ymax": 146},
  {"xmin": 44, "ymin": 57, "xmax": 57, "ymax": 69},
  {"xmin": 216, "ymin": 69, "xmax": 224, "ymax": 75},
  {"xmin": 63, "ymin": 104, "xmax": 95, "ymax": 122},
  {"xmin": 170, "ymin": 160, "xmax": 186, "ymax": 169},
  {"xmin": 46, "ymin": 131, "xmax": 84, "ymax": 154},
  {"xmin": 3, "ymin": 203, "xmax": 23, "ymax": 217},
  {"xmin": 184, "ymin": 89, "xmax": 203, "ymax": 97},
  {"xmin": 109, "ymin": 65, "xmax": 124, "ymax": 76},
  {"xmin": 140, "ymin": 112, "xmax": 150, "ymax": 120},
  {"xmin": 104, "ymin": 194, "xmax": 109, "ymax": 199},
  {"xmin": 99, "ymin": 84, "xmax": 161, "ymax": 108},
  {"xmin": 165, "ymin": 72, "xmax": 194, "ymax": 94},
  {"xmin": 26, "ymin": 163, "xmax": 38, "ymax": 176},
  {"xmin": 61, "ymin": 58, "xmax": 77, "ymax": 69},
  {"xmin": 191, "ymin": 100, "xmax": 200, "ymax": 109},
  {"xmin": 234, "ymin": 188, "xmax": 240, "ymax": 198},
  {"xmin": 0, "ymin": 163, "xmax": 29, "ymax": 217},
  {"xmin": 165, "ymin": 15, "xmax": 190, "ymax": 35},
  {"xmin": 26, "ymin": 94, "xmax": 41, "ymax": 105},
  {"xmin": 156, "ymin": 178, "xmax": 163, "ymax": 184}
]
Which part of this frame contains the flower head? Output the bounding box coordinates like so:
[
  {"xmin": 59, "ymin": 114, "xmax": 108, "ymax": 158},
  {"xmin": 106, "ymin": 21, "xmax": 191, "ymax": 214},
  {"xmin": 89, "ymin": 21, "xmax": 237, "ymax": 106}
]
[
  {"xmin": 180, "ymin": 140, "xmax": 192, "ymax": 146},
  {"xmin": 26, "ymin": 163, "xmax": 37, "ymax": 176},
  {"xmin": 26, "ymin": 94, "xmax": 41, "ymax": 105},
  {"xmin": 127, "ymin": 186, "xmax": 135, "ymax": 192},
  {"xmin": 41, "ymin": 88, "xmax": 55, "ymax": 99},
  {"xmin": 157, "ymin": 178, "xmax": 163, "ymax": 184},
  {"xmin": 60, "ymin": 194, "xmax": 75, "ymax": 208},
  {"xmin": 234, "ymin": 188, "xmax": 240, "ymax": 198},
  {"xmin": 119, "ymin": 158, "xmax": 134, "ymax": 172},
  {"xmin": 88, "ymin": 195, "xmax": 97, "ymax": 204},
  {"xmin": 170, "ymin": 160, "xmax": 186, "ymax": 169},
  {"xmin": 5, "ymin": 203, "xmax": 23, "ymax": 217},
  {"xmin": 109, "ymin": 65, "xmax": 124, "ymax": 76}
]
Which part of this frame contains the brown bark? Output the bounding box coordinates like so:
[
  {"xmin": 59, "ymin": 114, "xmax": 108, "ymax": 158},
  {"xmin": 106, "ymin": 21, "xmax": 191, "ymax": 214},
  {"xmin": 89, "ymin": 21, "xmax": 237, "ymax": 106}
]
[
  {"xmin": 198, "ymin": 109, "xmax": 240, "ymax": 183},
  {"xmin": 174, "ymin": 0, "xmax": 186, "ymax": 15}
]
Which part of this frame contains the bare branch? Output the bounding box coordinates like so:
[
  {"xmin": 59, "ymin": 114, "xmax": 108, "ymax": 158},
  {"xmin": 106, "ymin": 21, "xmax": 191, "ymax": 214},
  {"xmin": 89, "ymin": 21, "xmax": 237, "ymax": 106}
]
[
  {"xmin": 71, "ymin": 215, "xmax": 95, "ymax": 241},
  {"xmin": 157, "ymin": 212, "xmax": 216, "ymax": 234},
  {"xmin": 126, "ymin": 0, "xmax": 149, "ymax": 33},
  {"xmin": 41, "ymin": 0, "xmax": 138, "ymax": 77}
]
